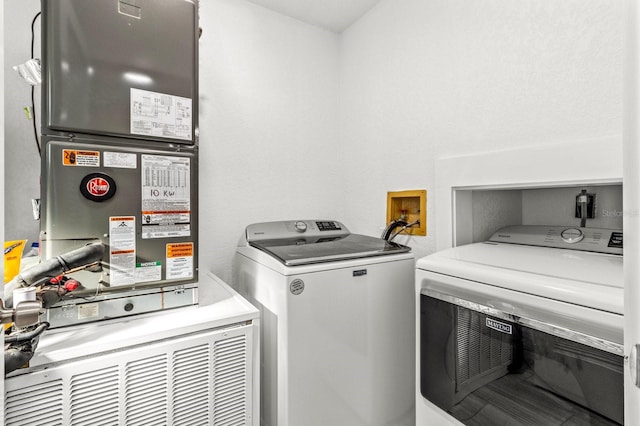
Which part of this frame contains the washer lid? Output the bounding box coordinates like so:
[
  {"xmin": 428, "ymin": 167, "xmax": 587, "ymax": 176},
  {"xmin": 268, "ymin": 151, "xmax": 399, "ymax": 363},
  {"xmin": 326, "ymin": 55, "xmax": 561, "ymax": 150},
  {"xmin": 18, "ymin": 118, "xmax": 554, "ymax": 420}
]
[{"xmin": 249, "ymin": 233, "xmax": 411, "ymax": 266}]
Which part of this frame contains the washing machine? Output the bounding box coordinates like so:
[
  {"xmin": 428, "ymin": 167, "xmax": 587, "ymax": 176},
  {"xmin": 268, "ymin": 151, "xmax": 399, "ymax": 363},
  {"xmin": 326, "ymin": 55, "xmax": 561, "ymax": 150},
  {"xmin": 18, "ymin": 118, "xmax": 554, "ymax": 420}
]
[
  {"xmin": 416, "ymin": 225, "xmax": 624, "ymax": 426},
  {"xmin": 234, "ymin": 220, "xmax": 416, "ymax": 426}
]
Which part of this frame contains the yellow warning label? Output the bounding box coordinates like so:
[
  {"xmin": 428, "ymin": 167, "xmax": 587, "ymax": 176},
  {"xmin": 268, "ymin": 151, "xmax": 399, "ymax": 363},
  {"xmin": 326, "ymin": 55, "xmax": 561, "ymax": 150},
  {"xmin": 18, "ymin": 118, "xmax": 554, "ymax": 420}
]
[
  {"xmin": 166, "ymin": 242, "xmax": 194, "ymax": 258},
  {"xmin": 63, "ymin": 149, "xmax": 100, "ymax": 167}
]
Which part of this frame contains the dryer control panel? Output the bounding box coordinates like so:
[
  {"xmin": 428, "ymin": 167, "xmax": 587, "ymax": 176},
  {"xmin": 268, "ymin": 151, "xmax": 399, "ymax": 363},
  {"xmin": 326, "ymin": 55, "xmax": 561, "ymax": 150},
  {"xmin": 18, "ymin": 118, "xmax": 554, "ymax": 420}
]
[{"xmin": 489, "ymin": 225, "xmax": 623, "ymax": 255}]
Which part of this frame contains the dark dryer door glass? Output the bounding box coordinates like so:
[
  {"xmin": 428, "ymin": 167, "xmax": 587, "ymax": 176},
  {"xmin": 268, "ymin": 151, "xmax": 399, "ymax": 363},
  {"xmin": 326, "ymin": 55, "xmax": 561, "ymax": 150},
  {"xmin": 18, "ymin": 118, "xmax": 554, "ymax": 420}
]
[{"xmin": 420, "ymin": 293, "xmax": 624, "ymax": 426}]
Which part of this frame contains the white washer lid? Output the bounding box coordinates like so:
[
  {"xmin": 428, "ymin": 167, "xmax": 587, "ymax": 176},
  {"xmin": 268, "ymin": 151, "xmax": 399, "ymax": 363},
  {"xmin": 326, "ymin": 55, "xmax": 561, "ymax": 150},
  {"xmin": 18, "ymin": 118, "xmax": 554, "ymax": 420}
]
[{"xmin": 416, "ymin": 242, "xmax": 623, "ymax": 315}]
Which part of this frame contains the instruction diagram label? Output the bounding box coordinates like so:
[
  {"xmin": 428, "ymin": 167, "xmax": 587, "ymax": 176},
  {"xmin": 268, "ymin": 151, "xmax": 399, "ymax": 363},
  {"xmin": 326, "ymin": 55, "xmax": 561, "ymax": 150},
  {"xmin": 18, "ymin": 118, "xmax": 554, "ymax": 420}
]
[{"xmin": 130, "ymin": 88, "xmax": 192, "ymax": 141}]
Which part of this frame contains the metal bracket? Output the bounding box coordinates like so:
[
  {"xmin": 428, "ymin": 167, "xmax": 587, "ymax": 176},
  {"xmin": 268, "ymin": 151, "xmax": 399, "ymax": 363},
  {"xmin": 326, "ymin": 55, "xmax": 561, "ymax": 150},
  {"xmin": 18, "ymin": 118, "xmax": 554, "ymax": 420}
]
[{"xmin": 0, "ymin": 299, "xmax": 41, "ymax": 328}]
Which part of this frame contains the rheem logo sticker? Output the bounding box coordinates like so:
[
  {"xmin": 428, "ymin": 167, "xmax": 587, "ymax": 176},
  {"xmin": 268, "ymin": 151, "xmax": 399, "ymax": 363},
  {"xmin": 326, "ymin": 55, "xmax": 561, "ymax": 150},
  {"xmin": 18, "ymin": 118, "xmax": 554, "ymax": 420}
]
[
  {"xmin": 80, "ymin": 173, "xmax": 117, "ymax": 202},
  {"xmin": 87, "ymin": 177, "xmax": 110, "ymax": 196}
]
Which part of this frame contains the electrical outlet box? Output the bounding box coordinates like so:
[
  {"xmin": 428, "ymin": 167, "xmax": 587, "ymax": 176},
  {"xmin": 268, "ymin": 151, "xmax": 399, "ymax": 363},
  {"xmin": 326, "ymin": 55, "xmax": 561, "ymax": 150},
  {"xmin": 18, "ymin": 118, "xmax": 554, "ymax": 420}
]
[
  {"xmin": 575, "ymin": 193, "xmax": 596, "ymax": 219},
  {"xmin": 386, "ymin": 189, "xmax": 427, "ymax": 236}
]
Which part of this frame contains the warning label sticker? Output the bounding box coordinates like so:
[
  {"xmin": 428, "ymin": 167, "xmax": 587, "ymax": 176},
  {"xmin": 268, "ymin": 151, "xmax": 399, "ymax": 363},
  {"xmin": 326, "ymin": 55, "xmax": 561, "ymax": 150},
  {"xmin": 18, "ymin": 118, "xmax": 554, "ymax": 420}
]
[
  {"xmin": 62, "ymin": 149, "xmax": 100, "ymax": 167},
  {"xmin": 166, "ymin": 242, "xmax": 194, "ymax": 280},
  {"xmin": 109, "ymin": 216, "xmax": 136, "ymax": 286},
  {"xmin": 130, "ymin": 88, "xmax": 192, "ymax": 141}
]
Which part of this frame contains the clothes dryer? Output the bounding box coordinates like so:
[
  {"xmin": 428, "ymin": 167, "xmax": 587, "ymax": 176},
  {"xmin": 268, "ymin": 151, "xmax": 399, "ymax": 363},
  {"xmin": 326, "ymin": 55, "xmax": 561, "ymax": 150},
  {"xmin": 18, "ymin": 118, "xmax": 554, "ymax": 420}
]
[
  {"xmin": 235, "ymin": 220, "xmax": 415, "ymax": 426},
  {"xmin": 416, "ymin": 226, "xmax": 623, "ymax": 425}
]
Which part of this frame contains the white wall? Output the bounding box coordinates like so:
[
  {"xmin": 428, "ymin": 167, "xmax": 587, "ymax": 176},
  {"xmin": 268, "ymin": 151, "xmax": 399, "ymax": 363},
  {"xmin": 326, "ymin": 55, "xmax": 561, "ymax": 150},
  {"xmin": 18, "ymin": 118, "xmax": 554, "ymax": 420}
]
[
  {"xmin": 4, "ymin": 0, "xmax": 623, "ymax": 282},
  {"xmin": 4, "ymin": 0, "xmax": 41, "ymax": 246},
  {"xmin": 339, "ymin": 0, "xmax": 623, "ymax": 260},
  {"xmin": 198, "ymin": 0, "xmax": 342, "ymax": 281}
]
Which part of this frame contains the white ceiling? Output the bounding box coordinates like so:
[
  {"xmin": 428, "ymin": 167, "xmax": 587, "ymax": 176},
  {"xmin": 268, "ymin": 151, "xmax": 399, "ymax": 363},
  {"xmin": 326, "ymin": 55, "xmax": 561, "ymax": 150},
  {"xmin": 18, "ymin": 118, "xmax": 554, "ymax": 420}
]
[{"xmin": 244, "ymin": 0, "xmax": 382, "ymax": 33}]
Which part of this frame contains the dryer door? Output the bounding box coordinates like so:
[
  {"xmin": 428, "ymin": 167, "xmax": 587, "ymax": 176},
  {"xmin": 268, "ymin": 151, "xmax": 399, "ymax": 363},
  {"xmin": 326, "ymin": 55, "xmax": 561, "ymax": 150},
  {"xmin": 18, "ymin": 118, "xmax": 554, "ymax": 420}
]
[{"xmin": 420, "ymin": 289, "xmax": 623, "ymax": 425}]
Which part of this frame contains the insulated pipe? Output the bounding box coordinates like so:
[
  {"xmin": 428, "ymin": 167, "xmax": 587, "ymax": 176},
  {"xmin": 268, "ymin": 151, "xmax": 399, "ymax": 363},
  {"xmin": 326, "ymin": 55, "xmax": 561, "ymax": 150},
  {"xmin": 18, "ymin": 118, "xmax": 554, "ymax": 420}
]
[
  {"xmin": 5, "ymin": 346, "xmax": 35, "ymax": 375},
  {"xmin": 4, "ymin": 323, "xmax": 49, "ymax": 375},
  {"xmin": 17, "ymin": 242, "xmax": 105, "ymax": 286},
  {"xmin": 3, "ymin": 243, "xmax": 105, "ymax": 307},
  {"xmin": 4, "ymin": 322, "xmax": 49, "ymax": 344}
]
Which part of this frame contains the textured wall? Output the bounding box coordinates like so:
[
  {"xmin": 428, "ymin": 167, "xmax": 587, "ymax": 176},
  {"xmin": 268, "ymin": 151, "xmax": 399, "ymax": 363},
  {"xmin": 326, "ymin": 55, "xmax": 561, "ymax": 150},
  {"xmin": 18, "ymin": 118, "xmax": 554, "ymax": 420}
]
[
  {"xmin": 522, "ymin": 185, "xmax": 623, "ymax": 229},
  {"xmin": 464, "ymin": 184, "xmax": 623, "ymax": 244},
  {"xmin": 4, "ymin": 0, "xmax": 41, "ymax": 245},
  {"xmin": 198, "ymin": 0, "xmax": 342, "ymax": 281},
  {"xmin": 339, "ymin": 0, "xmax": 623, "ymax": 261},
  {"xmin": 4, "ymin": 0, "xmax": 623, "ymax": 281}
]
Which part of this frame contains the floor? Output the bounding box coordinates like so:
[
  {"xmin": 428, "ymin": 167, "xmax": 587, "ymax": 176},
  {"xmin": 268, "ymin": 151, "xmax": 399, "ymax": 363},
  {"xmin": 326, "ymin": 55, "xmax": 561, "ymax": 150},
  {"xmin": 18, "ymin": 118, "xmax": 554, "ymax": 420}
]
[{"xmin": 450, "ymin": 369, "xmax": 620, "ymax": 426}]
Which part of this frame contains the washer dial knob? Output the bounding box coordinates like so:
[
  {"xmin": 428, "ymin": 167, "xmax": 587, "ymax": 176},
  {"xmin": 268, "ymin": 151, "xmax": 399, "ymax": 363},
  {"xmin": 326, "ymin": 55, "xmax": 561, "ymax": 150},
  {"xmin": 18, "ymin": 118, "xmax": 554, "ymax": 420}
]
[
  {"xmin": 561, "ymin": 228, "xmax": 584, "ymax": 244},
  {"xmin": 294, "ymin": 221, "xmax": 308, "ymax": 233}
]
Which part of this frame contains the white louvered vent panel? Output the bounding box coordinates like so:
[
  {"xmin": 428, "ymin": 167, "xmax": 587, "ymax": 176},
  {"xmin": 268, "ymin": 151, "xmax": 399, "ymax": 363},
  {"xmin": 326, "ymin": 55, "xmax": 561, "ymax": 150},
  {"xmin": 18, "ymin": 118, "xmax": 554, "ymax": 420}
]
[
  {"xmin": 69, "ymin": 365, "xmax": 120, "ymax": 426},
  {"xmin": 213, "ymin": 335, "xmax": 248, "ymax": 426},
  {"xmin": 172, "ymin": 343, "xmax": 211, "ymax": 426},
  {"xmin": 125, "ymin": 354, "xmax": 169, "ymax": 426},
  {"xmin": 5, "ymin": 324, "xmax": 255, "ymax": 426},
  {"xmin": 5, "ymin": 380, "xmax": 64, "ymax": 426}
]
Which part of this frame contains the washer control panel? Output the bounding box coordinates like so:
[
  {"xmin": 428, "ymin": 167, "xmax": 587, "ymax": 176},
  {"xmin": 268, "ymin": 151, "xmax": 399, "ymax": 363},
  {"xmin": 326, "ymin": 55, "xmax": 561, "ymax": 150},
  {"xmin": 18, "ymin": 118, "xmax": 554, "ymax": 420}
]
[
  {"xmin": 294, "ymin": 221, "xmax": 308, "ymax": 233},
  {"xmin": 489, "ymin": 225, "xmax": 622, "ymax": 255},
  {"xmin": 246, "ymin": 220, "xmax": 348, "ymax": 242}
]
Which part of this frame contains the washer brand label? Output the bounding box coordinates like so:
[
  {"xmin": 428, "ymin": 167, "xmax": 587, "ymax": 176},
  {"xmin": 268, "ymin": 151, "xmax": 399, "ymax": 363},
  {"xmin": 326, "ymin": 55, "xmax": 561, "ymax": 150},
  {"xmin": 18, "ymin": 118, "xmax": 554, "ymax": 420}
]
[
  {"xmin": 290, "ymin": 279, "xmax": 305, "ymax": 295},
  {"xmin": 353, "ymin": 269, "xmax": 367, "ymax": 277},
  {"xmin": 486, "ymin": 318, "xmax": 512, "ymax": 335}
]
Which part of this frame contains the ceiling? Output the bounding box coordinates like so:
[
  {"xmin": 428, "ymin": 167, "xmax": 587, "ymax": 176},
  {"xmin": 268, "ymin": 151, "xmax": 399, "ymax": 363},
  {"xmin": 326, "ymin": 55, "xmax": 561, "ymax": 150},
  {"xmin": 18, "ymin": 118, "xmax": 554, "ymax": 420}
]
[{"xmin": 244, "ymin": 0, "xmax": 383, "ymax": 33}]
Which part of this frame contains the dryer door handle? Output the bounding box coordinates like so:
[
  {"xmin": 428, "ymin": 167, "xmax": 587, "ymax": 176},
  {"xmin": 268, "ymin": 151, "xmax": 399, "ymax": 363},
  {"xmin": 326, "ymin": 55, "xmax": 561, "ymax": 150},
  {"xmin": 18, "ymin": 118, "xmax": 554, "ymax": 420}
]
[{"xmin": 630, "ymin": 344, "xmax": 640, "ymax": 387}]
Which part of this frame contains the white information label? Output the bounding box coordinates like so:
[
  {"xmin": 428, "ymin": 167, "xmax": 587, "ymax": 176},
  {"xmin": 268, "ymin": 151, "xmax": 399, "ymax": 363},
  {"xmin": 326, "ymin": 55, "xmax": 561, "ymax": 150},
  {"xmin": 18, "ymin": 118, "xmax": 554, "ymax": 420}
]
[
  {"xmin": 135, "ymin": 261, "xmax": 162, "ymax": 283},
  {"xmin": 141, "ymin": 155, "xmax": 191, "ymax": 239},
  {"xmin": 142, "ymin": 224, "xmax": 191, "ymax": 239},
  {"xmin": 130, "ymin": 88, "xmax": 192, "ymax": 141},
  {"xmin": 166, "ymin": 243, "xmax": 194, "ymax": 280},
  {"xmin": 109, "ymin": 216, "xmax": 136, "ymax": 286},
  {"xmin": 104, "ymin": 151, "xmax": 137, "ymax": 169},
  {"xmin": 78, "ymin": 303, "xmax": 99, "ymax": 320}
]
